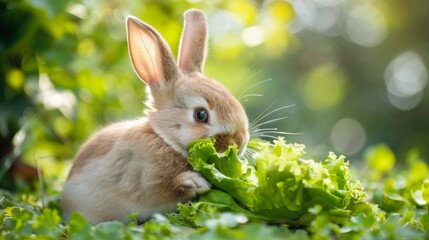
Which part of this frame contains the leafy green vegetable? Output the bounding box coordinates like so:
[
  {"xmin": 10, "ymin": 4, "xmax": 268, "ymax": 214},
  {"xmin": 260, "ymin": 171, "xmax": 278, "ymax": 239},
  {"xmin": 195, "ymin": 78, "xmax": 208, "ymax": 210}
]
[{"xmin": 187, "ymin": 137, "xmax": 371, "ymax": 226}]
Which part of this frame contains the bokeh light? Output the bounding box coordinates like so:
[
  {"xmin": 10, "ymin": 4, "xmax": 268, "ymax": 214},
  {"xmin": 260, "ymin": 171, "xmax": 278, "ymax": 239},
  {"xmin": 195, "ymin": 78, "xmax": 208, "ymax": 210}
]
[
  {"xmin": 385, "ymin": 51, "xmax": 427, "ymax": 110},
  {"xmin": 288, "ymin": 0, "xmax": 340, "ymax": 34},
  {"xmin": 330, "ymin": 118, "xmax": 366, "ymax": 156},
  {"xmin": 299, "ymin": 64, "xmax": 348, "ymax": 111},
  {"xmin": 242, "ymin": 26, "xmax": 265, "ymax": 47},
  {"xmin": 36, "ymin": 74, "xmax": 76, "ymax": 118},
  {"xmin": 344, "ymin": 2, "xmax": 387, "ymax": 47}
]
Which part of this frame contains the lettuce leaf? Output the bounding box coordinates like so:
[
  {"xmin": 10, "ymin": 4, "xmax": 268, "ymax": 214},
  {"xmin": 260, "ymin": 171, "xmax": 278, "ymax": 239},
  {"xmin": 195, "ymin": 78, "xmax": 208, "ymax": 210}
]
[{"xmin": 187, "ymin": 137, "xmax": 371, "ymax": 226}]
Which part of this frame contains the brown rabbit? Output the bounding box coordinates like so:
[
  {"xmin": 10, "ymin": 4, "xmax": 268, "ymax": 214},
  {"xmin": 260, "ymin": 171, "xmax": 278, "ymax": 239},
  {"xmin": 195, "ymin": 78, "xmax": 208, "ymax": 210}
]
[{"xmin": 61, "ymin": 9, "xmax": 249, "ymax": 224}]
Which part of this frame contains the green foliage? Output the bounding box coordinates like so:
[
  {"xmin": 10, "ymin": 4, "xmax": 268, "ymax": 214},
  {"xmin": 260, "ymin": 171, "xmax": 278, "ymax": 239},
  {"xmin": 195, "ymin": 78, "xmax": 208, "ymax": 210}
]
[
  {"xmin": 364, "ymin": 144, "xmax": 396, "ymax": 179},
  {"xmin": 2, "ymin": 139, "xmax": 429, "ymax": 239},
  {"xmin": 187, "ymin": 138, "xmax": 370, "ymax": 225}
]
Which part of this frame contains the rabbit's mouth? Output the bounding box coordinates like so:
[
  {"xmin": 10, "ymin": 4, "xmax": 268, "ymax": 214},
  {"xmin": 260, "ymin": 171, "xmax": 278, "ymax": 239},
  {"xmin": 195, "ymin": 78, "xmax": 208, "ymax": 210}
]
[{"xmin": 213, "ymin": 132, "xmax": 248, "ymax": 155}]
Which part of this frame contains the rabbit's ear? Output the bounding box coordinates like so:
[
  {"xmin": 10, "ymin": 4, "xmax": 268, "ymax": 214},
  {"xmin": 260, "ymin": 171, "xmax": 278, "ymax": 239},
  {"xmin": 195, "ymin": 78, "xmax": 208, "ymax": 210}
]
[
  {"xmin": 178, "ymin": 9, "xmax": 208, "ymax": 74},
  {"xmin": 127, "ymin": 16, "xmax": 178, "ymax": 87}
]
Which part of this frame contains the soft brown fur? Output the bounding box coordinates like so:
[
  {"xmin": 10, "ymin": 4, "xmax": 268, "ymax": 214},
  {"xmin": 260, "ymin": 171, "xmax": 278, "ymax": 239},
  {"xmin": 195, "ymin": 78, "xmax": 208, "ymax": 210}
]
[{"xmin": 61, "ymin": 9, "xmax": 249, "ymax": 224}]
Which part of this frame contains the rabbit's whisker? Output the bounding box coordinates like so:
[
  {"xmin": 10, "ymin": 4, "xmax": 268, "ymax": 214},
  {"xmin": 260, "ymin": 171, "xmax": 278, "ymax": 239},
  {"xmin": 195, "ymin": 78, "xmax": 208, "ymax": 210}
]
[
  {"xmin": 249, "ymin": 100, "xmax": 278, "ymax": 127},
  {"xmin": 237, "ymin": 78, "xmax": 272, "ymax": 101},
  {"xmin": 249, "ymin": 134, "xmax": 280, "ymax": 140},
  {"xmin": 249, "ymin": 117, "xmax": 288, "ymax": 132},
  {"xmin": 233, "ymin": 58, "xmax": 263, "ymax": 95},
  {"xmin": 251, "ymin": 127, "xmax": 278, "ymax": 133},
  {"xmin": 251, "ymin": 130, "xmax": 297, "ymax": 135},
  {"xmin": 237, "ymin": 69, "xmax": 266, "ymax": 94},
  {"xmin": 250, "ymin": 131, "xmax": 299, "ymax": 138},
  {"xmin": 250, "ymin": 104, "xmax": 294, "ymax": 128},
  {"xmin": 238, "ymin": 93, "xmax": 264, "ymax": 102},
  {"xmin": 242, "ymin": 149, "xmax": 257, "ymax": 165}
]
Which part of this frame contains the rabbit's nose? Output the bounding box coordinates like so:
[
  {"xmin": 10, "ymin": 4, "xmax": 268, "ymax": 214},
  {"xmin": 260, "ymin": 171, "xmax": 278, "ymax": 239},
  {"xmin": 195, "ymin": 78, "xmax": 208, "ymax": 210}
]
[
  {"xmin": 213, "ymin": 133, "xmax": 233, "ymax": 153},
  {"xmin": 213, "ymin": 131, "xmax": 248, "ymax": 153}
]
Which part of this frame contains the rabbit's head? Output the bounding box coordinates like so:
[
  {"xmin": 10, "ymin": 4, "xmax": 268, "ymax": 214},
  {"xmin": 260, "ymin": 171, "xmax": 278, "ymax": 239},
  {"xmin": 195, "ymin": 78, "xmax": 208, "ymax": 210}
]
[{"xmin": 127, "ymin": 9, "xmax": 249, "ymax": 157}]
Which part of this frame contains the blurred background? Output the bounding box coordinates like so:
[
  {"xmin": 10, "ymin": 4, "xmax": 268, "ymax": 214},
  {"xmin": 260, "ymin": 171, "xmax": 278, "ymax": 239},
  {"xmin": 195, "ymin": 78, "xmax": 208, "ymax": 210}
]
[{"xmin": 1, "ymin": 0, "xmax": 428, "ymax": 188}]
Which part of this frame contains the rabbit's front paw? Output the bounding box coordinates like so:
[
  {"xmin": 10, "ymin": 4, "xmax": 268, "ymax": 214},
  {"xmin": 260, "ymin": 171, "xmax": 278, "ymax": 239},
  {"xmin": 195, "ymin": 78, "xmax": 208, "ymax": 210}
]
[{"xmin": 175, "ymin": 171, "xmax": 211, "ymax": 198}]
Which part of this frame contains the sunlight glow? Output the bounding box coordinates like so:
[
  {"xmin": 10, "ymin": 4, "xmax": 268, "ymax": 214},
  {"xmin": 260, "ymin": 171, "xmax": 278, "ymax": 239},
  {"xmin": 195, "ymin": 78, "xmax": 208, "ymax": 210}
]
[
  {"xmin": 345, "ymin": 3, "xmax": 387, "ymax": 47},
  {"xmin": 300, "ymin": 64, "xmax": 348, "ymax": 110},
  {"xmin": 242, "ymin": 26, "xmax": 265, "ymax": 47},
  {"xmin": 67, "ymin": 3, "xmax": 87, "ymax": 19},
  {"xmin": 37, "ymin": 74, "xmax": 77, "ymax": 118},
  {"xmin": 330, "ymin": 118, "xmax": 366, "ymax": 156},
  {"xmin": 385, "ymin": 51, "xmax": 427, "ymax": 110}
]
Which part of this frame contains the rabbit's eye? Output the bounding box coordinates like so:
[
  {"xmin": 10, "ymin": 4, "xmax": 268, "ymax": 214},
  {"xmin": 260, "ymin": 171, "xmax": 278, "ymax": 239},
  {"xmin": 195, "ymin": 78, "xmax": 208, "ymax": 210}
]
[{"xmin": 194, "ymin": 107, "xmax": 209, "ymax": 123}]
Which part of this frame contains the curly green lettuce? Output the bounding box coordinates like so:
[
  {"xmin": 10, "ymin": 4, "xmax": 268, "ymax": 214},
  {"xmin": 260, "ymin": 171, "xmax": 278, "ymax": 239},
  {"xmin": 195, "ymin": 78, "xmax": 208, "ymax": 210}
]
[{"xmin": 187, "ymin": 137, "xmax": 372, "ymax": 226}]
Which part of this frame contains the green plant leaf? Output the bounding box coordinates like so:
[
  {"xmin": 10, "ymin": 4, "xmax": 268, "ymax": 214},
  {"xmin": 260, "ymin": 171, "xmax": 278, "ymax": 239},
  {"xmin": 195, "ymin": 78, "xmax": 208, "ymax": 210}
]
[{"xmin": 187, "ymin": 138, "xmax": 369, "ymax": 226}]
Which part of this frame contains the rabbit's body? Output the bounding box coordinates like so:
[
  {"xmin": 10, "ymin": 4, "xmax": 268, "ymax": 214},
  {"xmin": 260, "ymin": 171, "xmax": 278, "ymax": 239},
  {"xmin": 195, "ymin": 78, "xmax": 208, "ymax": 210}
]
[
  {"xmin": 62, "ymin": 118, "xmax": 203, "ymax": 223},
  {"xmin": 62, "ymin": 10, "xmax": 249, "ymax": 224}
]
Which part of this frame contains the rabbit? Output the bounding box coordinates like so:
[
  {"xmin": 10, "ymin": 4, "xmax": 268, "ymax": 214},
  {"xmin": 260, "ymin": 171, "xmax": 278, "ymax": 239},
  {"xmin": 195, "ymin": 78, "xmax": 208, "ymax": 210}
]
[{"xmin": 61, "ymin": 9, "xmax": 250, "ymax": 224}]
